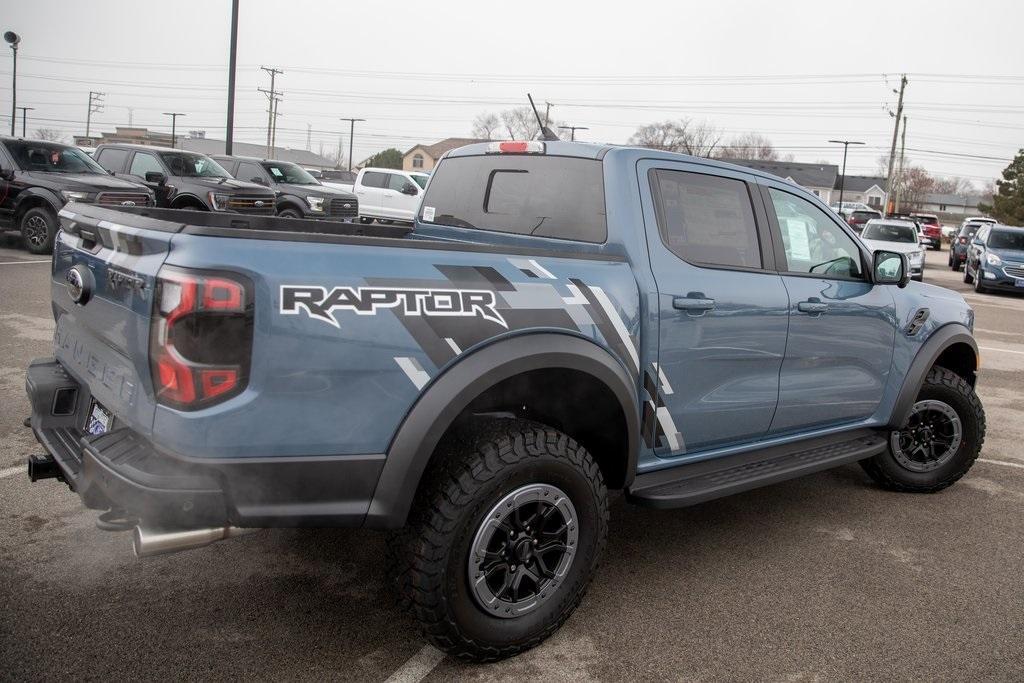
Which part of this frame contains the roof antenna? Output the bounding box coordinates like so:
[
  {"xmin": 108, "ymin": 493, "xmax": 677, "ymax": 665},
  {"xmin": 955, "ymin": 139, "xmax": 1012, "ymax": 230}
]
[{"xmin": 528, "ymin": 93, "xmax": 560, "ymax": 141}]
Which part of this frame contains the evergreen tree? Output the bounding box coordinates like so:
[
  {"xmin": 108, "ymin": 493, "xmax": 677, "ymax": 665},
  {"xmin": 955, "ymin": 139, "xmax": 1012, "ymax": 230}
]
[{"xmin": 979, "ymin": 149, "xmax": 1024, "ymax": 226}]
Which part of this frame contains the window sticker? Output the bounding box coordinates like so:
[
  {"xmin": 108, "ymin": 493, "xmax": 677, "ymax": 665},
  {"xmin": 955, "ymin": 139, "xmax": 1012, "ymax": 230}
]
[
  {"xmin": 422, "ymin": 206, "xmax": 436, "ymax": 222},
  {"xmin": 269, "ymin": 167, "xmax": 283, "ymax": 178},
  {"xmin": 783, "ymin": 218, "xmax": 812, "ymax": 261}
]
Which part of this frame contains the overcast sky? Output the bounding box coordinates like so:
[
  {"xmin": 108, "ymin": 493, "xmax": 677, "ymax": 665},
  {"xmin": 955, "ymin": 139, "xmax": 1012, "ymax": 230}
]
[{"xmin": 4, "ymin": 0, "xmax": 1022, "ymax": 185}]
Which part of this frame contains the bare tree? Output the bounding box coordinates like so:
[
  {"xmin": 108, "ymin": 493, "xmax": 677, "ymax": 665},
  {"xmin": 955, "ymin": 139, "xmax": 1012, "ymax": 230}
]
[
  {"xmin": 931, "ymin": 176, "xmax": 974, "ymax": 195},
  {"xmin": 34, "ymin": 128, "xmax": 66, "ymax": 143},
  {"xmin": 893, "ymin": 166, "xmax": 934, "ymax": 209},
  {"xmin": 628, "ymin": 119, "xmax": 722, "ymax": 157},
  {"xmin": 471, "ymin": 112, "xmax": 502, "ymax": 140},
  {"xmin": 716, "ymin": 132, "xmax": 778, "ymax": 160},
  {"xmin": 471, "ymin": 108, "xmax": 565, "ymax": 140}
]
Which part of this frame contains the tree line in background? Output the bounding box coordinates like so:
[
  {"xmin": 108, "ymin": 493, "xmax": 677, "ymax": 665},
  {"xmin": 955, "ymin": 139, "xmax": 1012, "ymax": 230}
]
[{"xmin": 471, "ymin": 109, "xmax": 1001, "ymax": 208}]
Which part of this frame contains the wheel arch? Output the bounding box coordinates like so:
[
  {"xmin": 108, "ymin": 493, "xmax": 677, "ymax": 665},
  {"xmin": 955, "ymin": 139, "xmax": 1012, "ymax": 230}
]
[
  {"xmin": 365, "ymin": 333, "xmax": 640, "ymax": 528},
  {"xmin": 14, "ymin": 189, "xmax": 61, "ymax": 222},
  {"xmin": 169, "ymin": 193, "xmax": 208, "ymax": 210},
  {"xmin": 889, "ymin": 324, "xmax": 978, "ymax": 428}
]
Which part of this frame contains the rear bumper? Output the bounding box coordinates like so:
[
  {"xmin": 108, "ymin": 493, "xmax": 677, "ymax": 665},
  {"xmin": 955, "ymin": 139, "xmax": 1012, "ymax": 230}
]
[{"xmin": 25, "ymin": 357, "xmax": 386, "ymax": 528}]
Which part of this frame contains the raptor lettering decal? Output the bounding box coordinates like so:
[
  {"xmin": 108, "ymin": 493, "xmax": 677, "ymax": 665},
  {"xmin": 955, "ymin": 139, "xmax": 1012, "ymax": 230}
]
[{"xmin": 280, "ymin": 285, "xmax": 508, "ymax": 330}]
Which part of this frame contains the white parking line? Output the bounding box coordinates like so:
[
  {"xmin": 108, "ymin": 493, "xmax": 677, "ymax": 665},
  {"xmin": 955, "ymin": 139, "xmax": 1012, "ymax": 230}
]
[
  {"xmin": 384, "ymin": 645, "xmax": 445, "ymax": 683},
  {"xmin": 978, "ymin": 458, "xmax": 1024, "ymax": 470},
  {"xmin": 0, "ymin": 466, "xmax": 24, "ymax": 479},
  {"xmin": 0, "ymin": 259, "xmax": 51, "ymax": 266},
  {"xmin": 979, "ymin": 346, "xmax": 1024, "ymax": 356}
]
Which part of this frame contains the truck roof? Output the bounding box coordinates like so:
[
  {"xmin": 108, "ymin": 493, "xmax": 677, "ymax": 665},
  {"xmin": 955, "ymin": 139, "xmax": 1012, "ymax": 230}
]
[{"xmin": 444, "ymin": 140, "xmax": 824, "ymax": 191}]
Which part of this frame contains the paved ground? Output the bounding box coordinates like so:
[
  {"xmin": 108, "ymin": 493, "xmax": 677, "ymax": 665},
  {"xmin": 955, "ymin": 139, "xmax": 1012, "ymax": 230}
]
[{"xmin": 1, "ymin": 237, "xmax": 1022, "ymax": 681}]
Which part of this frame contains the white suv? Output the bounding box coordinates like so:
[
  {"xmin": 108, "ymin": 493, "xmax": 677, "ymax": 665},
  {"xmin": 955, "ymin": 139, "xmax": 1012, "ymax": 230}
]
[{"xmin": 354, "ymin": 168, "xmax": 430, "ymax": 224}]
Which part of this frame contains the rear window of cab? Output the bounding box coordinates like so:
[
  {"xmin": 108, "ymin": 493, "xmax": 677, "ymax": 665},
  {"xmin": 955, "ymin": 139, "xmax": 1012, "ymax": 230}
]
[{"xmin": 418, "ymin": 155, "xmax": 607, "ymax": 243}]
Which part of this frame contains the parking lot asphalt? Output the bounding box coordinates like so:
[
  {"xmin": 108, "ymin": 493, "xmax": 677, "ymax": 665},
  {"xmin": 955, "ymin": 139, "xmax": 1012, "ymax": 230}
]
[{"xmin": 2, "ymin": 237, "xmax": 1023, "ymax": 681}]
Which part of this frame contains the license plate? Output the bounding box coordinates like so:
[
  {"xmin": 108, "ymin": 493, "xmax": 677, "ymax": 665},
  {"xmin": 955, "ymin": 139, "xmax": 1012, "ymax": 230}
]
[
  {"xmin": 87, "ymin": 401, "xmax": 113, "ymax": 435},
  {"xmin": 1015, "ymin": 280, "xmax": 1024, "ymax": 288}
]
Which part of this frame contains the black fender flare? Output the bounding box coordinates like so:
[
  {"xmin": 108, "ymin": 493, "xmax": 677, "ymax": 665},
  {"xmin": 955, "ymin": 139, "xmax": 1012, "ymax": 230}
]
[
  {"xmin": 276, "ymin": 196, "xmax": 306, "ymax": 215},
  {"xmin": 888, "ymin": 323, "xmax": 978, "ymax": 428},
  {"xmin": 364, "ymin": 333, "xmax": 641, "ymax": 528},
  {"xmin": 14, "ymin": 187, "xmax": 62, "ymax": 220}
]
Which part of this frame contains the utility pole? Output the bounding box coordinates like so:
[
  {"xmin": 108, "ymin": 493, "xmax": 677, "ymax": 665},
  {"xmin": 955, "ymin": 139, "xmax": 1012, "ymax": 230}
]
[
  {"xmin": 163, "ymin": 112, "xmax": 185, "ymax": 148},
  {"xmin": 16, "ymin": 106, "xmax": 33, "ymax": 137},
  {"xmin": 885, "ymin": 74, "xmax": 907, "ymax": 213},
  {"xmin": 127, "ymin": 107, "xmax": 135, "ymax": 126},
  {"xmin": 558, "ymin": 125, "xmax": 588, "ymax": 141},
  {"xmin": 828, "ymin": 139, "xmax": 865, "ymax": 210},
  {"xmin": 225, "ymin": 0, "xmax": 239, "ymax": 154},
  {"xmin": 86, "ymin": 91, "xmax": 105, "ymax": 139},
  {"xmin": 893, "ymin": 116, "xmax": 908, "ymax": 214},
  {"xmin": 259, "ymin": 66, "xmax": 283, "ymax": 158},
  {"xmin": 339, "ymin": 118, "xmax": 364, "ymax": 172},
  {"xmin": 4, "ymin": 31, "xmax": 19, "ymax": 137},
  {"xmin": 336, "ymin": 136, "xmax": 342, "ymax": 168},
  {"xmin": 270, "ymin": 96, "xmax": 280, "ymax": 155},
  {"xmin": 544, "ymin": 101, "xmax": 552, "ymax": 127}
]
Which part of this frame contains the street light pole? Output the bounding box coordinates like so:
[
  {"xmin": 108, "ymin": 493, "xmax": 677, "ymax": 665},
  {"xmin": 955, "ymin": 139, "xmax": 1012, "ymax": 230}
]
[
  {"xmin": 558, "ymin": 125, "xmax": 589, "ymax": 141},
  {"xmin": 339, "ymin": 118, "xmax": 364, "ymax": 171},
  {"xmin": 163, "ymin": 112, "xmax": 185, "ymax": 148},
  {"xmin": 4, "ymin": 31, "xmax": 20, "ymax": 137},
  {"xmin": 828, "ymin": 139, "xmax": 865, "ymax": 210},
  {"xmin": 16, "ymin": 106, "xmax": 33, "ymax": 137}
]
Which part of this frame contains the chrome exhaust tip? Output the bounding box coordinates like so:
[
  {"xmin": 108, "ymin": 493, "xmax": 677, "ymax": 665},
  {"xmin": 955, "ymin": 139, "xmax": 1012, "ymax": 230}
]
[{"xmin": 132, "ymin": 524, "xmax": 259, "ymax": 558}]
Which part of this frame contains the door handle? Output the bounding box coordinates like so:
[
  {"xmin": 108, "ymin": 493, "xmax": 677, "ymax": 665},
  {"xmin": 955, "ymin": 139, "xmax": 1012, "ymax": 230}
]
[
  {"xmin": 797, "ymin": 299, "xmax": 829, "ymax": 314},
  {"xmin": 673, "ymin": 296, "xmax": 716, "ymax": 313}
]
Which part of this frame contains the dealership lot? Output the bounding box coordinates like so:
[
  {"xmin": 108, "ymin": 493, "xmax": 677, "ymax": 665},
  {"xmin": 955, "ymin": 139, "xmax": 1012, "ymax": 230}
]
[{"xmin": 2, "ymin": 241, "xmax": 1023, "ymax": 681}]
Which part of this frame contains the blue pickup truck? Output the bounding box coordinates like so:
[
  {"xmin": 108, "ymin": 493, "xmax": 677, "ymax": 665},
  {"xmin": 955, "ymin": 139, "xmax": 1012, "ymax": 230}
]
[{"xmin": 26, "ymin": 140, "xmax": 984, "ymax": 661}]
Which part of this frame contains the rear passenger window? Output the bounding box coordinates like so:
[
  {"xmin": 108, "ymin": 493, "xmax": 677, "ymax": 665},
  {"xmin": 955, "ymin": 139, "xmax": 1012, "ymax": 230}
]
[
  {"xmin": 96, "ymin": 148, "xmax": 129, "ymax": 173},
  {"xmin": 362, "ymin": 171, "xmax": 388, "ymax": 188},
  {"xmin": 650, "ymin": 170, "xmax": 762, "ymax": 269}
]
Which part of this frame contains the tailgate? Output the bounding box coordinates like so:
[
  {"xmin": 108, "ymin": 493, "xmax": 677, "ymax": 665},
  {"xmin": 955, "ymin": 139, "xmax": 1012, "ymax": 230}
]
[{"xmin": 51, "ymin": 206, "xmax": 180, "ymax": 435}]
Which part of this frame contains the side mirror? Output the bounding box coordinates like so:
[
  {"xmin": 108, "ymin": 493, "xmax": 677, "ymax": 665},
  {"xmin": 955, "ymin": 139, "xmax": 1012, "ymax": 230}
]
[
  {"xmin": 0, "ymin": 167, "xmax": 14, "ymax": 181},
  {"xmin": 145, "ymin": 171, "xmax": 167, "ymax": 185},
  {"xmin": 401, "ymin": 183, "xmax": 418, "ymax": 196},
  {"xmin": 250, "ymin": 177, "xmax": 268, "ymax": 186},
  {"xmin": 873, "ymin": 250, "xmax": 910, "ymax": 288}
]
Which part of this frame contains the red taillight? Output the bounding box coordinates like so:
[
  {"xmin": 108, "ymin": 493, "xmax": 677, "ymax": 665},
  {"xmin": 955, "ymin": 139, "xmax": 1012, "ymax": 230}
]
[
  {"xmin": 959, "ymin": 237, "xmax": 967, "ymax": 244},
  {"xmin": 150, "ymin": 267, "xmax": 252, "ymax": 410}
]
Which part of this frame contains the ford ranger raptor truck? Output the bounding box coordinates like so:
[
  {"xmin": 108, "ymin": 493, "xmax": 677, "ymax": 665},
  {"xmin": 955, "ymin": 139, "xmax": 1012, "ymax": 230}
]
[{"xmin": 25, "ymin": 140, "xmax": 985, "ymax": 662}]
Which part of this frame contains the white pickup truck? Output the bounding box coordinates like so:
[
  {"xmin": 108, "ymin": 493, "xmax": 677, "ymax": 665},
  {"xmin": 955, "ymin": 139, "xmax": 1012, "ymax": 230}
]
[{"xmin": 348, "ymin": 167, "xmax": 430, "ymax": 224}]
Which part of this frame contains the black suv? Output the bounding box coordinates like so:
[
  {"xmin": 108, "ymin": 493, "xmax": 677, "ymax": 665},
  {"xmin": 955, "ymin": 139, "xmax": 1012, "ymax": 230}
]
[
  {"xmin": 94, "ymin": 144, "xmax": 276, "ymax": 215},
  {"xmin": 0, "ymin": 137, "xmax": 153, "ymax": 253},
  {"xmin": 212, "ymin": 155, "xmax": 359, "ymax": 221}
]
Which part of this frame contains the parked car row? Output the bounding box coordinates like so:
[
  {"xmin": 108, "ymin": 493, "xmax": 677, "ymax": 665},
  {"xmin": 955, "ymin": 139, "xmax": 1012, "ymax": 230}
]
[
  {"xmin": 0, "ymin": 135, "xmax": 434, "ymax": 254},
  {"xmin": 858, "ymin": 219, "xmax": 925, "ymax": 281}
]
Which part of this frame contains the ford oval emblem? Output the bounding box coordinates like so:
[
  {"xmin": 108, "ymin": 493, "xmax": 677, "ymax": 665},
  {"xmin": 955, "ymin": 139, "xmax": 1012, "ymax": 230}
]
[
  {"xmin": 343, "ymin": 203, "xmax": 351, "ymax": 209},
  {"xmin": 254, "ymin": 200, "xmax": 265, "ymax": 207},
  {"xmin": 121, "ymin": 200, "xmax": 136, "ymax": 206},
  {"xmin": 66, "ymin": 265, "xmax": 91, "ymax": 305}
]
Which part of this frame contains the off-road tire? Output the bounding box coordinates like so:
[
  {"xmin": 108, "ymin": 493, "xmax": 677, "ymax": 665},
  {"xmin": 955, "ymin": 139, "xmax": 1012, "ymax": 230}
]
[
  {"xmin": 20, "ymin": 206, "xmax": 57, "ymax": 255},
  {"xmin": 861, "ymin": 367, "xmax": 985, "ymax": 492},
  {"xmin": 278, "ymin": 207, "xmax": 302, "ymax": 219},
  {"xmin": 395, "ymin": 418, "xmax": 608, "ymax": 662}
]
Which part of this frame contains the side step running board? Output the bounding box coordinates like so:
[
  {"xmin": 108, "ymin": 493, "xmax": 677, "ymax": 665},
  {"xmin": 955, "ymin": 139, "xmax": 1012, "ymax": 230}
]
[{"xmin": 627, "ymin": 431, "xmax": 887, "ymax": 509}]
